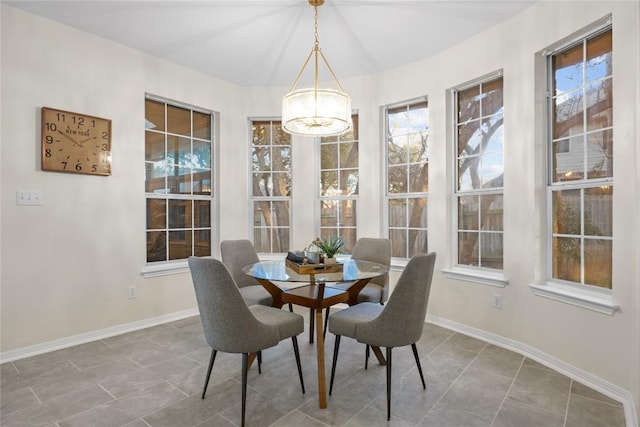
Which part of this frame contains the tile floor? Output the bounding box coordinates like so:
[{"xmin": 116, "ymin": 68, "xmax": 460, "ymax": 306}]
[{"xmin": 0, "ymin": 310, "xmax": 627, "ymax": 427}]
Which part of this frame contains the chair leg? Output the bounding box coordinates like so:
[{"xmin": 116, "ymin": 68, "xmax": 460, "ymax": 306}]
[
  {"xmin": 329, "ymin": 335, "xmax": 341, "ymax": 395},
  {"xmin": 291, "ymin": 336, "xmax": 305, "ymax": 394},
  {"xmin": 257, "ymin": 351, "xmax": 262, "ymax": 374},
  {"xmin": 323, "ymin": 307, "xmax": 330, "ymax": 339},
  {"xmin": 309, "ymin": 308, "xmax": 315, "ymax": 343},
  {"xmin": 242, "ymin": 353, "xmax": 248, "ymax": 427},
  {"xmin": 365, "ymin": 345, "xmax": 370, "ymax": 370},
  {"xmin": 411, "ymin": 343, "xmax": 426, "ymax": 389},
  {"xmin": 386, "ymin": 347, "xmax": 392, "ymax": 421},
  {"xmin": 202, "ymin": 349, "xmax": 217, "ymax": 399},
  {"xmin": 288, "ymin": 303, "xmax": 293, "ymax": 312}
]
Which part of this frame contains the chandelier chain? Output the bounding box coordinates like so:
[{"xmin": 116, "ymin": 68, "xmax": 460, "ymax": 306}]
[{"xmin": 314, "ymin": 6, "xmax": 319, "ymax": 50}]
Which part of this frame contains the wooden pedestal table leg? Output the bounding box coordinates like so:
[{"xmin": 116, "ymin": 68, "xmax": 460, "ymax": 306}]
[{"xmin": 314, "ymin": 276, "xmax": 327, "ymax": 409}]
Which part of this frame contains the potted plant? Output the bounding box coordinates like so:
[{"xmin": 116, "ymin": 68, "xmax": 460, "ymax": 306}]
[{"xmin": 313, "ymin": 236, "xmax": 346, "ymax": 263}]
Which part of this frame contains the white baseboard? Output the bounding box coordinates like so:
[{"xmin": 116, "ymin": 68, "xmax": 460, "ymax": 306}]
[
  {"xmin": 0, "ymin": 308, "xmax": 199, "ymax": 364},
  {"xmin": 426, "ymin": 314, "xmax": 638, "ymax": 427}
]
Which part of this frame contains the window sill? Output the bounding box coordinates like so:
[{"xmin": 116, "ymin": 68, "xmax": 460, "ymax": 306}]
[
  {"xmin": 141, "ymin": 260, "xmax": 189, "ymax": 278},
  {"xmin": 442, "ymin": 266, "xmax": 508, "ymax": 288},
  {"xmin": 529, "ymin": 282, "xmax": 619, "ymax": 315}
]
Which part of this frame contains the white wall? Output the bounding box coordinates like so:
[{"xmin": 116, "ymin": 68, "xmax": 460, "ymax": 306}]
[{"xmin": 1, "ymin": 1, "xmax": 638, "ymax": 421}]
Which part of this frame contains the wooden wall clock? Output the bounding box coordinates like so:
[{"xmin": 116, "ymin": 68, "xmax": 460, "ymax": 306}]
[{"xmin": 41, "ymin": 107, "xmax": 112, "ymax": 176}]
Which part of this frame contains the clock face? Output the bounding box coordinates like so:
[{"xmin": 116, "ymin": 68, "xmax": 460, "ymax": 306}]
[{"xmin": 41, "ymin": 107, "xmax": 112, "ymax": 176}]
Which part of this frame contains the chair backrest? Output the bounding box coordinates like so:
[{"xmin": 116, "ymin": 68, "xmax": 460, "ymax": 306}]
[
  {"xmin": 351, "ymin": 238, "xmax": 392, "ymax": 299},
  {"xmin": 220, "ymin": 239, "xmax": 261, "ymax": 289},
  {"xmin": 355, "ymin": 252, "xmax": 436, "ymax": 348},
  {"xmin": 188, "ymin": 256, "xmax": 278, "ymax": 353}
]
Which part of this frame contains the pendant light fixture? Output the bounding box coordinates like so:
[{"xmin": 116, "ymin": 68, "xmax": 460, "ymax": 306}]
[{"xmin": 282, "ymin": 0, "xmax": 352, "ymax": 137}]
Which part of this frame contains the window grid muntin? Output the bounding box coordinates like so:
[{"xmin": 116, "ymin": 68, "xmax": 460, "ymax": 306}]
[
  {"xmin": 546, "ymin": 27, "xmax": 613, "ymax": 289},
  {"xmin": 251, "ymin": 119, "xmax": 292, "ymax": 253},
  {"xmin": 385, "ymin": 99, "xmax": 429, "ymax": 259},
  {"xmin": 454, "ymin": 76, "xmax": 504, "ymax": 270},
  {"xmin": 145, "ymin": 97, "xmax": 213, "ymax": 263}
]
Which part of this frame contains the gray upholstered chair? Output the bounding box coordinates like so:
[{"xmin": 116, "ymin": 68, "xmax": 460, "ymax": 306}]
[
  {"xmin": 220, "ymin": 239, "xmax": 272, "ymax": 306},
  {"xmin": 328, "ymin": 252, "xmax": 436, "ymax": 421},
  {"xmin": 188, "ymin": 256, "xmax": 305, "ymax": 427}
]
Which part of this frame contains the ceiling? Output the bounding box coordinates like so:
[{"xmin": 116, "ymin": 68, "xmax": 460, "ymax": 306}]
[{"xmin": 5, "ymin": 0, "xmax": 536, "ymax": 87}]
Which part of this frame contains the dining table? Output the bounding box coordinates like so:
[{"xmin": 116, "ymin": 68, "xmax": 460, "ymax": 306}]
[{"xmin": 243, "ymin": 258, "xmax": 388, "ymax": 409}]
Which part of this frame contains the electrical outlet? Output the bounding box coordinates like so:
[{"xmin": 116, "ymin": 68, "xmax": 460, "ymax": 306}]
[
  {"xmin": 16, "ymin": 191, "xmax": 43, "ymax": 205},
  {"xmin": 129, "ymin": 285, "xmax": 137, "ymax": 299},
  {"xmin": 493, "ymin": 293, "xmax": 502, "ymax": 309}
]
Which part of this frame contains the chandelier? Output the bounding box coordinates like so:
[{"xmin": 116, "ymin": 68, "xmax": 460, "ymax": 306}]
[{"xmin": 282, "ymin": 0, "xmax": 352, "ymax": 137}]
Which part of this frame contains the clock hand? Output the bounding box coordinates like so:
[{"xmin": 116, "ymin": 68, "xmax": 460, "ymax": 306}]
[{"xmin": 57, "ymin": 131, "xmax": 92, "ymax": 148}]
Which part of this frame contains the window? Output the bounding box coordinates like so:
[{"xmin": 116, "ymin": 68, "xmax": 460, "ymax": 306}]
[
  {"xmin": 145, "ymin": 97, "xmax": 213, "ymax": 263},
  {"xmin": 454, "ymin": 76, "xmax": 504, "ymax": 270},
  {"xmin": 320, "ymin": 115, "xmax": 358, "ymax": 252},
  {"xmin": 251, "ymin": 120, "xmax": 291, "ymax": 253},
  {"xmin": 548, "ymin": 28, "xmax": 613, "ymax": 289},
  {"xmin": 385, "ymin": 100, "xmax": 429, "ymax": 258}
]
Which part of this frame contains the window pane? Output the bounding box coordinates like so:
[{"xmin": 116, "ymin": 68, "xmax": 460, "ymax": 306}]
[
  {"xmin": 388, "ymin": 165, "xmax": 407, "ymax": 193},
  {"xmin": 553, "ymin": 44, "xmax": 583, "ymax": 95},
  {"xmin": 458, "ymin": 121, "xmax": 480, "ymax": 156},
  {"xmin": 584, "ymin": 186, "xmax": 612, "ymax": 236},
  {"xmin": 271, "ymin": 172, "xmax": 291, "ymax": 197},
  {"xmin": 553, "ymin": 189, "xmax": 581, "ymax": 235},
  {"xmin": 586, "ymin": 30, "xmax": 612, "ymax": 82},
  {"xmin": 585, "ymin": 80, "xmax": 613, "ymax": 132},
  {"xmin": 481, "ymin": 152, "xmax": 503, "ymax": 188},
  {"xmin": 271, "ymin": 228, "xmax": 290, "ymax": 253},
  {"xmin": 481, "ymin": 232, "xmax": 503, "ymax": 269},
  {"xmin": 169, "ymin": 230, "xmax": 192, "ymax": 260},
  {"xmin": 408, "ymin": 133, "xmax": 428, "ymax": 163},
  {"xmin": 389, "ymin": 228, "xmax": 407, "ymax": 258},
  {"xmin": 147, "ymin": 231, "xmax": 166, "ymax": 262},
  {"xmin": 167, "ymin": 105, "xmax": 190, "ymax": 136},
  {"xmin": 341, "ymin": 170, "xmax": 359, "ymax": 195},
  {"xmin": 340, "ymin": 142, "xmax": 358, "ymax": 168},
  {"xmin": 194, "ymin": 230, "xmax": 211, "ymax": 257},
  {"xmin": 553, "ymin": 88, "xmax": 584, "ymax": 140},
  {"xmin": 194, "ymin": 200, "xmax": 211, "ymax": 228},
  {"xmin": 321, "ymin": 170, "xmax": 339, "ymax": 195},
  {"xmin": 321, "ymin": 200, "xmax": 338, "ymax": 227},
  {"xmin": 552, "ymin": 236, "xmax": 581, "ymax": 282},
  {"xmin": 408, "ymin": 197, "xmax": 428, "ymax": 229},
  {"xmin": 587, "ymin": 130, "xmax": 613, "ymax": 179},
  {"xmin": 167, "ymin": 135, "xmax": 191, "ymax": 166},
  {"xmin": 192, "ymin": 140, "xmax": 211, "ymax": 168},
  {"xmin": 458, "ymin": 232, "xmax": 479, "ymax": 266},
  {"xmin": 388, "ymin": 198, "xmax": 407, "ymax": 228},
  {"xmin": 253, "ymin": 173, "xmax": 271, "ymax": 197},
  {"xmin": 409, "ymin": 229, "xmax": 428, "ymax": 257},
  {"xmin": 584, "ymin": 239, "xmax": 612, "ymax": 288},
  {"xmin": 271, "ymin": 201, "xmax": 290, "ymax": 227},
  {"xmin": 168, "ymin": 166, "xmax": 192, "ymax": 194},
  {"xmin": 253, "ymin": 228, "xmax": 270, "ymax": 252},
  {"xmin": 457, "ymin": 86, "xmax": 480, "ymax": 122},
  {"xmin": 193, "ymin": 111, "xmax": 211, "ymax": 140},
  {"xmin": 145, "ymin": 131, "xmax": 165, "ymax": 162},
  {"xmin": 480, "ymin": 194, "xmax": 503, "ymax": 231},
  {"xmin": 388, "ymin": 135, "xmax": 408, "ymax": 165},
  {"xmin": 481, "ymin": 77, "xmax": 503, "ymax": 116},
  {"xmin": 458, "ymin": 156, "xmax": 480, "ymax": 192},
  {"xmin": 145, "ymin": 162, "xmax": 167, "ymax": 193},
  {"xmin": 458, "ymin": 196, "xmax": 478, "ymax": 230},
  {"xmin": 146, "ymin": 199, "xmax": 166, "ymax": 229},
  {"xmin": 552, "ymin": 135, "xmax": 583, "ymax": 182},
  {"xmin": 321, "ymin": 143, "xmax": 338, "ymax": 169},
  {"xmin": 145, "ymin": 99, "xmax": 165, "ymax": 132},
  {"xmin": 408, "ymin": 164, "xmax": 428, "ymax": 193},
  {"xmin": 341, "ymin": 200, "xmax": 356, "ymax": 227},
  {"xmin": 168, "ymin": 199, "xmax": 191, "ymax": 229}
]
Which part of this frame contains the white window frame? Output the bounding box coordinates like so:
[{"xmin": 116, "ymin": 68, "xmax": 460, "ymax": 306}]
[
  {"xmin": 249, "ymin": 118, "xmax": 292, "ymax": 254},
  {"xmin": 529, "ymin": 20, "xmax": 619, "ymax": 315},
  {"xmin": 442, "ymin": 72, "xmax": 508, "ymax": 288},
  {"xmin": 141, "ymin": 95, "xmax": 215, "ymax": 278},
  {"xmin": 384, "ymin": 97, "xmax": 430, "ymax": 264}
]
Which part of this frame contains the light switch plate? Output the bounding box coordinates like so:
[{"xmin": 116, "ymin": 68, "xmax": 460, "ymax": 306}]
[{"xmin": 16, "ymin": 191, "xmax": 43, "ymax": 205}]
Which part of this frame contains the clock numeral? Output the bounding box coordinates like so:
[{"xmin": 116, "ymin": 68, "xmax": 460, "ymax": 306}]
[
  {"xmin": 45, "ymin": 148, "xmax": 52, "ymax": 158},
  {"xmin": 100, "ymin": 143, "xmax": 109, "ymax": 151},
  {"xmin": 75, "ymin": 163, "xmax": 82, "ymax": 172},
  {"xmin": 74, "ymin": 116, "xmax": 85, "ymax": 127},
  {"xmin": 45, "ymin": 135, "xmax": 54, "ymax": 144},
  {"xmin": 45, "ymin": 122, "xmax": 57, "ymax": 132},
  {"xmin": 92, "ymin": 164, "xmax": 98, "ymax": 172},
  {"xmin": 101, "ymin": 131, "xmax": 109, "ymax": 139},
  {"xmin": 61, "ymin": 161, "xmax": 68, "ymax": 169},
  {"xmin": 55, "ymin": 113, "xmax": 65, "ymax": 122},
  {"xmin": 90, "ymin": 119, "xmax": 96, "ymax": 127}
]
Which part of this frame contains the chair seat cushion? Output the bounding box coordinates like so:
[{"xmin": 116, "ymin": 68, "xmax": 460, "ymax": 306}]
[
  {"xmin": 239, "ymin": 285, "xmax": 273, "ymax": 306},
  {"xmin": 328, "ymin": 302, "xmax": 383, "ymax": 339},
  {"xmin": 250, "ymin": 305, "xmax": 304, "ymax": 340}
]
